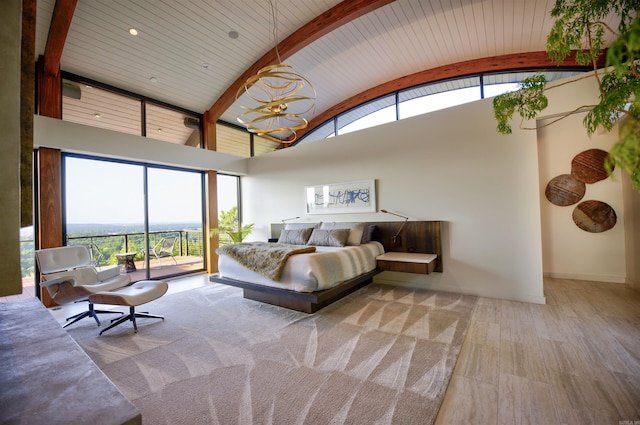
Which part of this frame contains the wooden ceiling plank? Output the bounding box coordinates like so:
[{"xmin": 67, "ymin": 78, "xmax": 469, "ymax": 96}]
[
  {"xmin": 206, "ymin": 0, "xmax": 396, "ymax": 123},
  {"xmin": 43, "ymin": 0, "xmax": 78, "ymax": 76}
]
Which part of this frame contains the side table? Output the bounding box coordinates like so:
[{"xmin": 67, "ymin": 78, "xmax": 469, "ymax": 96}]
[
  {"xmin": 115, "ymin": 252, "xmax": 137, "ymax": 273},
  {"xmin": 376, "ymin": 252, "xmax": 438, "ymax": 274}
]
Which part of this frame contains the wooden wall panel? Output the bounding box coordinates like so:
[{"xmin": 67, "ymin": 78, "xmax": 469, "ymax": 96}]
[{"xmin": 370, "ymin": 221, "xmax": 443, "ymax": 272}]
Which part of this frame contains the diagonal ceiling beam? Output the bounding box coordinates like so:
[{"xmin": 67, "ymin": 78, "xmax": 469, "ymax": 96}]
[
  {"xmin": 206, "ymin": 0, "xmax": 396, "ymax": 123},
  {"xmin": 43, "ymin": 0, "xmax": 78, "ymax": 76}
]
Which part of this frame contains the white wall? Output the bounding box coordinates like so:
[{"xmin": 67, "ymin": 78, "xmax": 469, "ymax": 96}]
[
  {"xmin": 537, "ymin": 112, "xmax": 626, "ymax": 282},
  {"xmin": 622, "ymin": 155, "xmax": 640, "ymax": 290},
  {"xmin": 243, "ymin": 97, "xmax": 547, "ymax": 304}
]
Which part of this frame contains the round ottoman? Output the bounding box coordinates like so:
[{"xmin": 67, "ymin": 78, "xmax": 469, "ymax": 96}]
[{"xmin": 89, "ymin": 280, "xmax": 168, "ymax": 335}]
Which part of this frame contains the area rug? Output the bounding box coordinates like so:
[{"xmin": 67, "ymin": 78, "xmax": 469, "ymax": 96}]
[{"xmin": 67, "ymin": 283, "xmax": 477, "ymax": 425}]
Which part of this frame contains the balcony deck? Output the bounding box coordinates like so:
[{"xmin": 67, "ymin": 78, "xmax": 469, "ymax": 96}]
[{"xmin": 120, "ymin": 254, "xmax": 204, "ymax": 282}]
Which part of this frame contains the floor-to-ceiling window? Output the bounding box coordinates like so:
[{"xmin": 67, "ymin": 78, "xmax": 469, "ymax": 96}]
[
  {"xmin": 146, "ymin": 167, "xmax": 204, "ymax": 279},
  {"xmin": 63, "ymin": 155, "xmax": 205, "ymax": 282},
  {"xmin": 216, "ymin": 174, "xmax": 241, "ymax": 246}
]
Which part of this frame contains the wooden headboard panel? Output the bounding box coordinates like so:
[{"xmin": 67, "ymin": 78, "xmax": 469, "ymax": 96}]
[{"xmin": 369, "ymin": 221, "xmax": 443, "ymax": 273}]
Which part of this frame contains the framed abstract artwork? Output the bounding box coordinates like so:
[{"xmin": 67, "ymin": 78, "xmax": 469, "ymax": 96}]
[{"xmin": 306, "ymin": 179, "xmax": 376, "ymax": 214}]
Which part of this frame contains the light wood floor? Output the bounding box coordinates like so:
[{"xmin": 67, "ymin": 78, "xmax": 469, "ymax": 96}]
[{"xmin": 436, "ymin": 278, "xmax": 640, "ymax": 425}]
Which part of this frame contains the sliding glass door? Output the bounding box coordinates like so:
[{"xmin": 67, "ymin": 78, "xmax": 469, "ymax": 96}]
[
  {"xmin": 146, "ymin": 167, "xmax": 204, "ymax": 279},
  {"xmin": 64, "ymin": 157, "xmax": 145, "ymax": 271},
  {"xmin": 63, "ymin": 155, "xmax": 205, "ymax": 282}
]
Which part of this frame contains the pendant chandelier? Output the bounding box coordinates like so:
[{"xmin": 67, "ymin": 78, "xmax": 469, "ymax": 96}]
[{"xmin": 236, "ymin": 0, "xmax": 316, "ymax": 144}]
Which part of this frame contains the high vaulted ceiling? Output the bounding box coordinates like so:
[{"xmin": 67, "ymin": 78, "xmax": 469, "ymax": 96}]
[{"xmin": 34, "ymin": 0, "xmax": 610, "ymax": 139}]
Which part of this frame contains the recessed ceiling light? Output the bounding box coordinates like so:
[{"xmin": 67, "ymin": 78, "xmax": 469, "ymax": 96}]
[
  {"xmin": 94, "ymin": 113, "xmax": 101, "ymax": 119},
  {"xmin": 157, "ymin": 128, "xmax": 163, "ymax": 133},
  {"xmin": 228, "ymin": 30, "xmax": 239, "ymax": 39},
  {"xmin": 129, "ymin": 28, "xmax": 138, "ymax": 36},
  {"xmin": 149, "ymin": 77, "xmax": 157, "ymax": 83},
  {"xmin": 202, "ymin": 63, "xmax": 209, "ymax": 69}
]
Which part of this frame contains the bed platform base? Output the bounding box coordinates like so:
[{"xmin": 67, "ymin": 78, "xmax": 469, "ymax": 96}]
[
  {"xmin": 209, "ymin": 270, "xmax": 380, "ymax": 313},
  {"xmin": 212, "ymin": 220, "xmax": 442, "ymax": 313}
]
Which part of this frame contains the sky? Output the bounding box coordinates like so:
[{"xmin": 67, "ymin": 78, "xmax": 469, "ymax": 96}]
[
  {"xmin": 337, "ymin": 83, "xmax": 519, "ymax": 135},
  {"xmin": 64, "ymin": 157, "xmax": 207, "ymax": 224}
]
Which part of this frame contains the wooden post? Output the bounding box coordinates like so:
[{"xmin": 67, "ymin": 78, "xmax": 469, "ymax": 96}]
[
  {"xmin": 37, "ymin": 148, "xmax": 64, "ymax": 307},
  {"xmin": 203, "ymin": 110, "xmax": 219, "ymax": 273}
]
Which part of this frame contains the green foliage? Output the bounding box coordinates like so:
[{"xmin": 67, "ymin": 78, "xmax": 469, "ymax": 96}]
[
  {"xmin": 609, "ymin": 117, "xmax": 640, "ymax": 189},
  {"xmin": 493, "ymin": 74, "xmax": 548, "ymax": 134},
  {"xmin": 20, "ymin": 240, "xmax": 35, "ymax": 277},
  {"xmin": 211, "ymin": 206, "xmax": 254, "ymax": 244},
  {"xmin": 492, "ymin": 0, "xmax": 640, "ymax": 192},
  {"xmin": 218, "ymin": 206, "xmax": 240, "ymax": 231}
]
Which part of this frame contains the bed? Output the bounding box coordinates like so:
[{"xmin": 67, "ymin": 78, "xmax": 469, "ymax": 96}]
[{"xmin": 210, "ymin": 220, "xmax": 443, "ymax": 313}]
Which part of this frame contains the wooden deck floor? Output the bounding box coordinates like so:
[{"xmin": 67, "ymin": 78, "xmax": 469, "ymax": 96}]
[{"xmin": 119, "ymin": 255, "xmax": 204, "ymax": 282}]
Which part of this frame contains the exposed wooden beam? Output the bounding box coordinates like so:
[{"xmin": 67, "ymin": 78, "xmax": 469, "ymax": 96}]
[
  {"xmin": 290, "ymin": 51, "xmax": 605, "ymax": 142},
  {"xmin": 206, "ymin": 0, "xmax": 396, "ymax": 123},
  {"xmin": 203, "ymin": 110, "xmax": 217, "ymax": 151},
  {"xmin": 37, "ymin": 56, "xmax": 62, "ymax": 118},
  {"xmin": 43, "ymin": 0, "xmax": 77, "ymax": 77}
]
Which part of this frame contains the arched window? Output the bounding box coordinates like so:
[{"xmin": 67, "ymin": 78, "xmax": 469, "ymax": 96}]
[{"xmin": 296, "ymin": 70, "xmax": 587, "ymax": 145}]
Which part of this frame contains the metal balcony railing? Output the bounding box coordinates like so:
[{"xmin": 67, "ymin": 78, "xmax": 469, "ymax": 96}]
[
  {"xmin": 66, "ymin": 229, "xmax": 204, "ymax": 267},
  {"xmin": 19, "ymin": 229, "xmax": 204, "ymax": 276}
]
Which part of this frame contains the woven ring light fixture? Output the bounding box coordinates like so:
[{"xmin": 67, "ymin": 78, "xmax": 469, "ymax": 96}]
[{"xmin": 236, "ymin": 0, "xmax": 316, "ymax": 143}]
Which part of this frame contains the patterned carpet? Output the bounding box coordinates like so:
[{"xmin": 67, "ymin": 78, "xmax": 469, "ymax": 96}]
[{"xmin": 67, "ymin": 283, "xmax": 477, "ymax": 425}]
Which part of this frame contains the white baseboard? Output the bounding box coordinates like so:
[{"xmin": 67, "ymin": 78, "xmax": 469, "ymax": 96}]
[
  {"xmin": 543, "ymin": 272, "xmax": 627, "ymax": 284},
  {"xmin": 373, "ymin": 275, "xmax": 546, "ymax": 305}
]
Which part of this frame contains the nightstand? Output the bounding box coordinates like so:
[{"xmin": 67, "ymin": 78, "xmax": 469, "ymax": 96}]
[{"xmin": 376, "ymin": 252, "xmax": 438, "ymax": 274}]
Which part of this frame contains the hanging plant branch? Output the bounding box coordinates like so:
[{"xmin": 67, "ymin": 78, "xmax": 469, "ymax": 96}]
[
  {"xmin": 492, "ymin": 0, "xmax": 640, "ymax": 191},
  {"xmin": 493, "ymin": 74, "xmax": 548, "ymax": 134}
]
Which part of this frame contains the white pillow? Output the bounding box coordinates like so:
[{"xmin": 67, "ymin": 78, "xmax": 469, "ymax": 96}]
[
  {"xmin": 319, "ymin": 222, "xmax": 366, "ymax": 246},
  {"xmin": 307, "ymin": 228, "xmax": 350, "ymax": 247},
  {"xmin": 278, "ymin": 228, "xmax": 313, "ymax": 245}
]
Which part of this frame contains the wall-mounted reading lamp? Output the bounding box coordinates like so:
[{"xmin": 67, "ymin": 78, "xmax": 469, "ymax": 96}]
[
  {"xmin": 281, "ymin": 216, "xmax": 300, "ymax": 224},
  {"xmin": 381, "ymin": 209, "xmax": 409, "ymax": 245}
]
